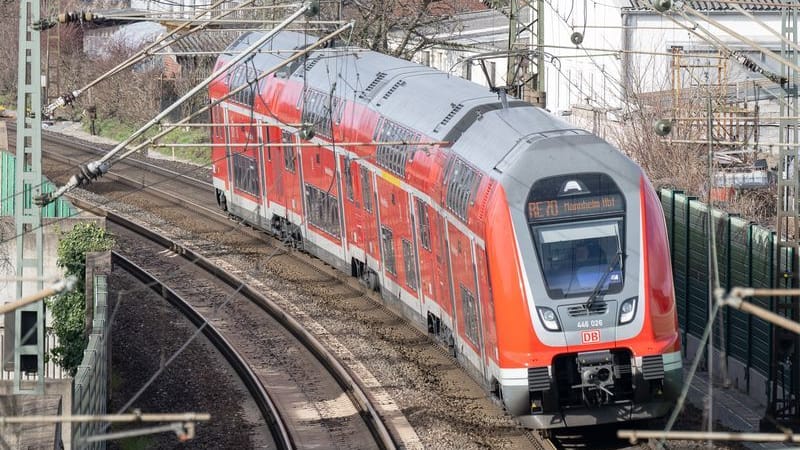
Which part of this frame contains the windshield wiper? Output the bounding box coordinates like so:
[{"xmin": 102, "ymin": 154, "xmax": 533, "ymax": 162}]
[{"xmin": 585, "ymin": 251, "xmax": 623, "ymax": 310}]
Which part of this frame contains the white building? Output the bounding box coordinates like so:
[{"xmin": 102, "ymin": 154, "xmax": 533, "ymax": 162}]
[
  {"xmin": 130, "ymin": 0, "xmax": 244, "ymax": 18},
  {"xmin": 409, "ymin": 1, "xmax": 789, "ymax": 165}
]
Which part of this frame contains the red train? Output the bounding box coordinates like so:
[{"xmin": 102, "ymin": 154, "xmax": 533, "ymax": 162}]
[{"xmin": 208, "ymin": 31, "xmax": 681, "ymax": 428}]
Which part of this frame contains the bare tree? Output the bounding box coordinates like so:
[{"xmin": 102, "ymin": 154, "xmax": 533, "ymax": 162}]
[
  {"xmin": 0, "ymin": 2, "xmax": 18, "ymax": 100},
  {"xmin": 333, "ymin": 0, "xmax": 477, "ymax": 59}
]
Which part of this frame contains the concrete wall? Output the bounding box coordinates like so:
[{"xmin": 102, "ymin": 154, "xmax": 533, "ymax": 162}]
[{"xmin": 0, "ymin": 379, "xmax": 72, "ymax": 449}]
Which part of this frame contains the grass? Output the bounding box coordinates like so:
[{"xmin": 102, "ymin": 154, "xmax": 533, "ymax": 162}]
[
  {"xmin": 83, "ymin": 117, "xmax": 211, "ymax": 165},
  {"xmin": 117, "ymin": 435, "xmax": 154, "ymax": 450},
  {"xmin": 110, "ymin": 370, "xmax": 124, "ymax": 392},
  {"xmin": 0, "ymin": 93, "xmax": 13, "ymax": 113}
]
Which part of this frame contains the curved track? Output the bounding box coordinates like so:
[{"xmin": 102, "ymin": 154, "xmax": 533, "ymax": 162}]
[
  {"xmin": 2, "ymin": 122, "xmax": 397, "ymax": 448},
  {"xmin": 105, "ymin": 199, "xmax": 395, "ymax": 449},
  {"xmin": 112, "ymin": 251, "xmax": 291, "ymax": 449}
]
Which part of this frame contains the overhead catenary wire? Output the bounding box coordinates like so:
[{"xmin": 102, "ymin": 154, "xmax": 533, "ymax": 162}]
[
  {"xmin": 679, "ymin": 4, "xmax": 800, "ymax": 74},
  {"xmin": 0, "ymin": 25, "xmax": 355, "ymax": 231},
  {"xmin": 114, "ymin": 22, "xmax": 354, "ymax": 163},
  {"xmin": 35, "ymin": 2, "xmax": 324, "ymax": 207}
]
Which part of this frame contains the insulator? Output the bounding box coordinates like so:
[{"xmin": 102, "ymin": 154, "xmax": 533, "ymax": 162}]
[
  {"xmin": 31, "ymin": 19, "xmax": 56, "ymax": 31},
  {"xmin": 298, "ymin": 124, "xmax": 315, "ymax": 140},
  {"xmin": 55, "ymin": 11, "xmax": 104, "ymax": 24},
  {"xmin": 570, "ymin": 32, "xmax": 584, "ymax": 46},
  {"xmin": 654, "ymin": 119, "xmax": 672, "ymax": 136},
  {"xmin": 77, "ymin": 161, "xmax": 110, "ymax": 186},
  {"xmin": 304, "ymin": 0, "xmax": 320, "ymax": 17},
  {"xmin": 653, "ymin": 0, "xmax": 671, "ymax": 12}
]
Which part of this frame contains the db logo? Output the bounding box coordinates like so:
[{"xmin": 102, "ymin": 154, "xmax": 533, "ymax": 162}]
[{"xmin": 581, "ymin": 330, "xmax": 601, "ymax": 344}]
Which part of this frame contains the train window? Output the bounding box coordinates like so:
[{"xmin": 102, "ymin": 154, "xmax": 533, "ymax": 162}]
[
  {"xmin": 232, "ymin": 152, "xmax": 259, "ymax": 197},
  {"xmin": 282, "ymin": 130, "xmax": 295, "ymax": 173},
  {"xmin": 374, "ymin": 118, "xmax": 419, "ymax": 177},
  {"xmin": 344, "ymin": 160, "xmax": 354, "ymax": 201},
  {"xmin": 229, "ymin": 64, "xmax": 257, "ymax": 106},
  {"xmin": 460, "ymin": 285, "xmax": 479, "ymax": 345},
  {"xmin": 532, "ymin": 218, "xmax": 624, "ymax": 299},
  {"xmin": 301, "ymin": 88, "xmax": 341, "ymax": 139},
  {"xmin": 416, "ymin": 200, "xmax": 431, "ymax": 251},
  {"xmin": 381, "ymin": 227, "xmax": 396, "ymax": 275},
  {"xmin": 360, "ymin": 166, "xmax": 373, "ymax": 213},
  {"xmin": 304, "ymin": 184, "xmax": 341, "ymax": 237},
  {"xmin": 445, "ymin": 158, "xmax": 481, "ymax": 221},
  {"xmin": 402, "ymin": 239, "xmax": 417, "ymax": 291}
]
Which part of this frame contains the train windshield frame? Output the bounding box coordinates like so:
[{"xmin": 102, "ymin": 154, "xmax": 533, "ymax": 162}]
[
  {"xmin": 526, "ymin": 172, "xmax": 626, "ymax": 299},
  {"xmin": 532, "ymin": 218, "xmax": 625, "ymax": 299}
]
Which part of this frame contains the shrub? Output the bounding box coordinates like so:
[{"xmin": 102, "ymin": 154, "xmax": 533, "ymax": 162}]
[{"xmin": 47, "ymin": 222, "xmax": 114, "ymax": 375}]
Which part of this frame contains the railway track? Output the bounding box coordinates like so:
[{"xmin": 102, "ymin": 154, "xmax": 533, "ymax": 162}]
[
  {"xmin": 107, "ymin": 208, "xmax": 394, "ymax": 449},
  {"xmin": 7, "ymin": 119, "xmax": 600, "ymax": 448}
]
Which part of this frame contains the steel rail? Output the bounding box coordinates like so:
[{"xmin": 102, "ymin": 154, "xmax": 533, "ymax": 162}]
[
  {"xmin": 110, "ymin": 251, "xmax": 294, "ymax": 449},
  {"xmin": 82, "ymin": 198, "xmax": 398, "ymax": 449}
]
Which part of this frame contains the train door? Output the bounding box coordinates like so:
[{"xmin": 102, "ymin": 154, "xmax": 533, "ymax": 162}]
[
  {"xmin": 257, "ymin": 121, "xmax": 269, "ymax": 213},
  {"xmin": 341, "ymin": 155, "xmax": 366, "ymax": 263},
  {"xmin": 211, "ymin": 104, "xmax": 230, "ymax": 210},
  {"xmin": 359, "ymin": 165, "xmax": 380, "ymax": 276},
  {"xmin": 265, "ymin": 126, "xmax": 286, "ymax": 217},
  {"xmin": 434, "ymin": 214, "xmax": 454, "ymax": 319},
  {"xmin": 376, "ymin": 176, "xmax": 420, "ymax": 313},
  {"xmin": 218, "ymin": 105, "xmax": 234, "ymax": 210},
  {"xmin": 447, "ymin": 223, "xmax": 484, "ymax": 365},
  {"xmin": 413, "ymin": 198, "xmax": 435, "ymax": 304},
  {"xmin": 474, "ymin": 245, "xmax": 498, "ymax": 371},
  {"xmin": 280, "ymin": 129, "xmax": 303, "ymax": 224}
]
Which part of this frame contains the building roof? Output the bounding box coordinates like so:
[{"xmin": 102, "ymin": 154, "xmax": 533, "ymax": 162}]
[
  {"xmin": 167, "ymin": 30, "xmax": 242, "ymax": 54},
  {"xmin": 626, "ymin": 0, "xmax": 784, "ymax": 11}
]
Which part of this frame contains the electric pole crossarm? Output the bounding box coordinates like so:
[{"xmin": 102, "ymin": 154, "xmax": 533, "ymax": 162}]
[
  {"xmin": 718, "ymin": 287, "xmax": 800, "ymax": 336},
  {"xmin": 35, "ymin": 1, "xmax": 318, "ymax": 207},
  {"xmin": 0, "ymin": 277, "xmax": 76, "ymax": 316}
]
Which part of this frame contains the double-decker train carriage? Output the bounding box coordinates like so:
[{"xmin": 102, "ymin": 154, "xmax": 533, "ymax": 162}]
[{"xmin": 208, "ymin": 31, "xmax": 682, "ymax": 429}]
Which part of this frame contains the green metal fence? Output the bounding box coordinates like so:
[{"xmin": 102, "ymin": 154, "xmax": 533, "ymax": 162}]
[
  {"xmin": 660, "ymin": 189, "xmax": 787, "ymax": 385},
  {"xmin": 73, "ymin": 274, "xmax": 108, "ymax": 450},
  {"xmin": 0, "ymin": 152, "xmax": 75, "ymax": 218}
]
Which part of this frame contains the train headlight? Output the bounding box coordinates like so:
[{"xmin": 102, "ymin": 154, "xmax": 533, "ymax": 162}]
[
  {"xmin": 537, "ymin": 307, "xmax": 561, "ymax": 331},
  {"xmin": 619, "ymin": 296, "xmax": 638, "ymax": 324}
]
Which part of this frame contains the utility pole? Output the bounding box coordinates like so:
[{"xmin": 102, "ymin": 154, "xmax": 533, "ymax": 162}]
[
  {"xmin": 4, "ymin": 0, "xmax": 46, "ymax": 394},
  {"xmin": 505, "ymin": 0, "xmax": 545, "ymax": 107},
  {"xmin": 768, "ymin": 0, "xmax": 800, "ymax": 431},
  {"xmin": 44, "ymin": 0, "xmax": 62, "ymax": 111}
]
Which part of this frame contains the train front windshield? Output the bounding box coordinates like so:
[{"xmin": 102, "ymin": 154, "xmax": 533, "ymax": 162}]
[
  {"xmin": 533, "ymin": 219, "xmax": 623, "ymax": 298},
  {"xmin": 526, "ymin": 173, "xmax": 627, "ymax": 299}
]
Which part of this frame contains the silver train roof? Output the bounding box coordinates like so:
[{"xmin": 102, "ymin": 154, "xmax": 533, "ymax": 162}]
[{"xmin": 221, "ymin": 31, "xmax": 639, "ymax": 180}]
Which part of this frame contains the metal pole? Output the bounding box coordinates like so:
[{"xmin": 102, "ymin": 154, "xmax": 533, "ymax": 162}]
[
  {"xmin": 706, "ymin": 92, "xmax": 714, "ymax": 440},
  {"xmin": 767, "ymin": 0, "xmax": 800, "ymax": 430},
  {"xmin": 8, "ymin": 0, "xmax": 45, "ymax": 394}
]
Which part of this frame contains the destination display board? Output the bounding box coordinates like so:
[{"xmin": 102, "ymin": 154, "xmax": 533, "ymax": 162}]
[{"xmin": 527, "ymin": 193, "xmax": 624, "ymax": 221}]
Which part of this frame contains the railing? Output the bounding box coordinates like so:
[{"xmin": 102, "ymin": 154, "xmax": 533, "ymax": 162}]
[
  {"xmin": 660, "ymin": 189, "xmax": 795, "ymax": 404},
  {"xmin": 72, "ymin": 274, "xmax": 109, "ymax": 450},
  {"xmin": 0, "ymin": 331, "xmax": 67, "ymax": 380}
]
